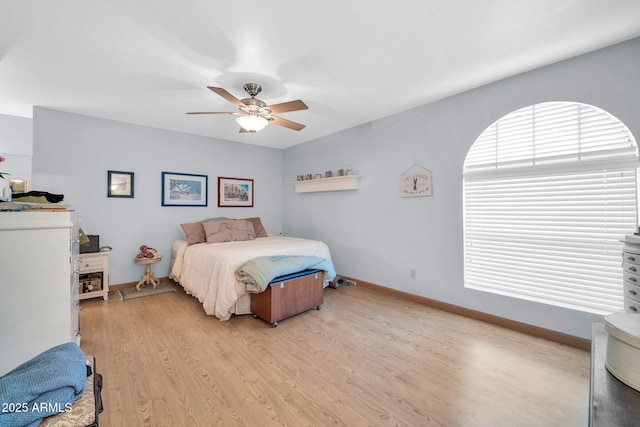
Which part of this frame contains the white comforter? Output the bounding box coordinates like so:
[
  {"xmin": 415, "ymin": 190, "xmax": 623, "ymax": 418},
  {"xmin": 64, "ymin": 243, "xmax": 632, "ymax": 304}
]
[{"xmin": 170, "ymin": 235, "xmax": 335, "ymax": 320}]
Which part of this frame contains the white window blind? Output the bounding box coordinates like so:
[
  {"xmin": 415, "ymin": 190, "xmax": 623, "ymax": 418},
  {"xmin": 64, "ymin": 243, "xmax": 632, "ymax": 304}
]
[{"xmin": 464, "ymin": 102, "xmax": 639, "ymax": 314}]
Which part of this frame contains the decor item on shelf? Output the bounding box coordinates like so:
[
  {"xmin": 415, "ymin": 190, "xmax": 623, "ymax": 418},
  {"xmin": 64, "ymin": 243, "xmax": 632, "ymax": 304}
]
[
  {"xmin": 315, "ymin": 174, "xmax": 322, "ymax": 179},
  {"xmin": 297, "ymin": 175, "xmax": 304, "ymax": 181},
  {"xmin": 325, "ymin": 171, "xmax": 332, "ymax": 178},
  {"xmin": 0, "ymin": 186, "xmax": 11, "ymax": 202},
  {"xmin": 305, "ymin": 174, "xmax": 312, "ymax": 180},
  {"xmin": 161, "ymin": 171, "xmax": 208, "ymax": 207},
  {"xmin": 400, "ymin": 163, "xmax": 432, "ymax": 198},
  {"xmin": 107, "ymin": 170, "xmax": 134, "ymax": 198},
  {"xmin": 338, "ymin": 169, "xmax": 344, "ymax": 176},
  {"xmin": 186, "ymin": 83, "xmax": 308, "ymax": 133},
  {"xmin": 0, "ymin": 156, "xmax": 11, "ymax": 202},
  {"xmin": 0, "ymin": 155, "xmax": 8, "ymax": 179},
  {"xmin": 218, "ymin": 176, "xmax": 254, "ymax": 207},
  {"xmin": 7, "ymin": 179, "xmax": 29, "ymax": 193},
  {"xmin": 346, "ymin": 165, "xmax": 353, "ymax": 175}
]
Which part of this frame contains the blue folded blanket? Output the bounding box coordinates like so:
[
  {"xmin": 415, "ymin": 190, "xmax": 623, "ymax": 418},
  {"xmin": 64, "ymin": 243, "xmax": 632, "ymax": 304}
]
[
  {"xmin": 236, "ymin": 255, "xmax": 336, "ymax": 292},
  {"xmin": 0, "ymin": 342, "xmax": 87, "ymax": 427}
]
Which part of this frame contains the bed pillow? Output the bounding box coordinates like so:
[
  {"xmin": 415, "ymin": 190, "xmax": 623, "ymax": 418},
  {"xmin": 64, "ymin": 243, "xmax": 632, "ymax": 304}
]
[
  {"xmin": 180, "ymin": 218, "xmax": 230, "ymax": 245},
  {"xmin": 202, "ymin": 220, "xmax": 232, "ymax": 243},
  {"xmin": 203, "ymin": 219, "xmax": 256, "ymax": 243},
  {"xmin": 227, "ymin": 219, "xmax": 256, "ymax": 241},
  {"xmin": 243, "ymin": 217, "xmax": 267, "ymax": 238},
  {"xmin": 180, "ymin": 222, "xmax": 206, "ymax": 245}
]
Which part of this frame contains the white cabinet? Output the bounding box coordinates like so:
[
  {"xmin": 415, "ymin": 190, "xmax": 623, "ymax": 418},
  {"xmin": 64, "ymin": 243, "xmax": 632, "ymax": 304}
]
[
  {"xmin": 0, "ymin": 211, "xmax": 80, "ymax": 375},
  {"xmin": 622, "ymin": 235, "xmax": 640, "ymax": 313},
  {"xmin": 79, "ymin": 251, "xmax": 110, "ymax": 301}
]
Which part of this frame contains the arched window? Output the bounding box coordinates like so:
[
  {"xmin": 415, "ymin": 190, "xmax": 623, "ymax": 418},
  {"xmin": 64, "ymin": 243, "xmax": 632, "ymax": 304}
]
[{"xmin": 463, "ymin": 102, "xmax": 638, "ymax": 314}]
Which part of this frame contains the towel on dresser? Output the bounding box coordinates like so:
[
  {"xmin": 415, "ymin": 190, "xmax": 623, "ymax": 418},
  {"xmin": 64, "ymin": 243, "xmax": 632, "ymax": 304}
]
[
  {"xmin": 236, "ymin": 255, "xmax": 336, "ymax": 292},
  {"xmin": 0, "ymin": 342, "xmax": 87, "ymax": 427}
]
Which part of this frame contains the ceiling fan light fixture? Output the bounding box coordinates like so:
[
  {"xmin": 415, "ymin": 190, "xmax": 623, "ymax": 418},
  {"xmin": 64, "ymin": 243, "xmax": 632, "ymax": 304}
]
[
  {"xmin": 236, "ymin": 115, "xmax": 268, "ymax": 132},
  {"xmin": 188, "ymin": 84, "xmax": 306, "ymax": 132}
]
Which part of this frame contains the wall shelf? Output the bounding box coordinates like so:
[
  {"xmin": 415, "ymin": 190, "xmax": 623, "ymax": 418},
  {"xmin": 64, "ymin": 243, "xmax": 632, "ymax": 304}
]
[{"xmin": 293, "ymin": 175, "xmax": 360, "ymax": 193}]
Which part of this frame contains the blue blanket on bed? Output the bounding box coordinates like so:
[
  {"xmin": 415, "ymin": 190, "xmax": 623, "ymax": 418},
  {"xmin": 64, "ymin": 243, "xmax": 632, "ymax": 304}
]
[
  {"xmin": 236, "ymin": 255, "xmax": 336, "ymax": 292},
  {"xmin": 0, "ymin": 342, "xmax": 87, "ymax": 427}
]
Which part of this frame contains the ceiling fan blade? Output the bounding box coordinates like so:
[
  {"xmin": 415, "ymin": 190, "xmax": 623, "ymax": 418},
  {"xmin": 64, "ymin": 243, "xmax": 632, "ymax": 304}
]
[
  {"xmin": 267, "ymin": 100, "xmax": 308, "ymax": 114},
  {"xmin": 186, "ymin": 111, "xmax": 236, "ymax": 115},
  {"xmin": 270, "ymin": 116, "xmax": 306, "ymax": 131},
  {"xmin": 207, "ymin": 86, "xmax": 245, "ymax": 108}
]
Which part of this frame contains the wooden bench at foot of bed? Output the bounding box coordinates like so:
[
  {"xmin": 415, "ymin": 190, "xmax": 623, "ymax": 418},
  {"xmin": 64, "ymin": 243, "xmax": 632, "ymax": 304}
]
[{"xmin": 250, "ymin": 269, "xmax": 323, "ymax": 327}]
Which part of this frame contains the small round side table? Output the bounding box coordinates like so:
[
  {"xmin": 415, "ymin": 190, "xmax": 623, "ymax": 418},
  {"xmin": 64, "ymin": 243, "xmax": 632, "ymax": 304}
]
[{"xmin": 135, "ymin": 255, "xmax": 162, "ymax": 291}]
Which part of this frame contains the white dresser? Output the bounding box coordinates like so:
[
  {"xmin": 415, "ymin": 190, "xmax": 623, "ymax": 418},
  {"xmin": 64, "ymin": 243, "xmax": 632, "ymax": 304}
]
[
  {"xmin": 0, "ymin": 211, "xmax": 80, "ymax": 375},
  {"xmin": 622, "ymin": 235, "xmax": 640, "ymax": 313}
]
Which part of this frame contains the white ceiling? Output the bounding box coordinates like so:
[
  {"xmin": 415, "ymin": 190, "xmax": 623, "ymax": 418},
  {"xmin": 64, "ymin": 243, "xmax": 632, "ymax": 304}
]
[{"xmin": 1, "ymin": 1, "xmax": 640, "ymax": 150}]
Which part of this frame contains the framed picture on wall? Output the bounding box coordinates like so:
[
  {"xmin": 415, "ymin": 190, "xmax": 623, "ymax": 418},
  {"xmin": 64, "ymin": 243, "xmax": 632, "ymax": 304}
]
[
  {"xmin": 161, "ymin": 171, "xmax": 208, "ymax": 207},
  {"xmin": 218, "ymin": 176, "xmax": 253, "ymax": 207},
  {"xmin": 107, "ymin": 170, "xmax": 134, "ymax": 198}
]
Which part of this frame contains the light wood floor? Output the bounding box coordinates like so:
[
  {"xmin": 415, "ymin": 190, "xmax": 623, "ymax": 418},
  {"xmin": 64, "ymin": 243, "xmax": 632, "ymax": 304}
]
[{"xmin": 79, "ymin": 283, "xmax": 590, "ymax": 427}]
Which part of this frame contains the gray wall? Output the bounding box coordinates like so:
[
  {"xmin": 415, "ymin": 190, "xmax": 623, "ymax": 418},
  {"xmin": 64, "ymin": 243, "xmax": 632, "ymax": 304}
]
[
  {"xmin": 282, "ymin": 37, "xmax": 640, "ymax": 340},
  {"xmin": 0, "ymin": 114, "xmax": 33, "ymax": 180},
  {"xmin": 31, "ymin": 108, "xmax": 283, "ymax": 285}
]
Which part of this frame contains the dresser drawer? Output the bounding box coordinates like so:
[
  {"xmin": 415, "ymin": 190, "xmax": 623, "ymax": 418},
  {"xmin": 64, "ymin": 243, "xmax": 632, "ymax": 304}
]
[
  {"xmin": 625, "ymin": 297, "xmax": 640, "ymax": 313},
  {"xmin": 624, "ymin": 281, "xmax": 640, "ymax": 303},
  {"xmin": 624, "ymin": 251, "xmax": 640, "ymax": 265},
  {"xmin": 624, "ymin": 270, "xmax": 640, "ymax": 286},
  {"xmin": 623, "ymin": 262, "xmax": 640, "ymax": 276},
  {"xmin": 78, "ymin": 254, "xmax": 106, "ymax": 273}
]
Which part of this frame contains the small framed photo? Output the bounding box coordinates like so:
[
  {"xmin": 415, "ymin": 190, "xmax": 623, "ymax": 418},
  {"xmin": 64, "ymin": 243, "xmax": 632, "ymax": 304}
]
[
  {"xmin": 218, "ymin": 177, "xmax": 253, "ymax": 207},
  {"xmin": 107, "ymin": 171, "xmax": 134, "ymax": 198},
  {"xmin": 8, "ymin": 178, "xmax": 30, "ymax": 193},
  {"xmin": 161, "ymin": 172, "xmax": 208, "ymax": 207}
]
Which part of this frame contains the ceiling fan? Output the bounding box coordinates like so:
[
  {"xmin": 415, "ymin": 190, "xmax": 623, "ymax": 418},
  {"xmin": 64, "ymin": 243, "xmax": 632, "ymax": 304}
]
[{"xmin": 187, "ymin": 83, "xmax": 308, "ymax": 133}]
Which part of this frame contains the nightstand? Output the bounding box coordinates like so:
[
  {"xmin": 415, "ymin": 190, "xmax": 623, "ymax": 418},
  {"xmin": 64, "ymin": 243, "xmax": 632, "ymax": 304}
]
[{"xmin": 79, "ymin": 251, "xmax": 110, "ymax": 301}]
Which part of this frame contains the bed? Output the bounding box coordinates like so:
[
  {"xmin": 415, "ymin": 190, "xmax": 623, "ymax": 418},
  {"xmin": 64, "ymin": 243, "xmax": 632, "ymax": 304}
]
[{"xmin": 169, "ymin": 217, "xmax": 336, "ymax": 321}]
